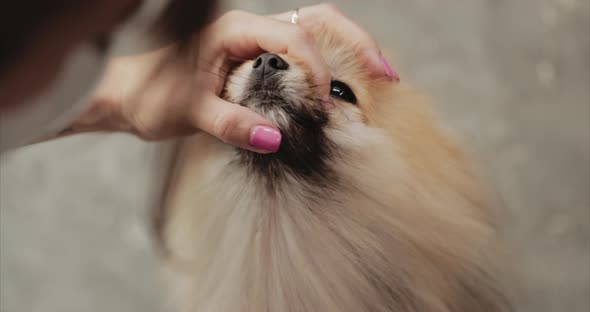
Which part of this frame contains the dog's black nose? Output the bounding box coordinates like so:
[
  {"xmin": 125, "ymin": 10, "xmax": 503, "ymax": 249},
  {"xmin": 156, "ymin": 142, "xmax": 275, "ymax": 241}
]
[{"xmin": 252, "ymin": 53, "xmax": 289, "ymax": 76}]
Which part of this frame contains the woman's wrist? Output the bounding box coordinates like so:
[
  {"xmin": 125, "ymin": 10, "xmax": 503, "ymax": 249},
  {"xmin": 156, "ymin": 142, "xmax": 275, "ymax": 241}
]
[
  {"xmin": 69, "ymin": 97, "xmax": 131, "ymax": 134},
  {"xmin": 37, "ymin": 96, "xmax": 129, "ymax": 143}
]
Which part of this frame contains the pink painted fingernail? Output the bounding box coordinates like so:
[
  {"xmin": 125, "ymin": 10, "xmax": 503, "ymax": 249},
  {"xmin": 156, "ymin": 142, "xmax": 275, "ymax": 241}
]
[
  {"xmin": 249, "ymin": 126, "xmax": 282, "ymax": 152},
  {"xmin": 381, "ymin": 56, "xmax": 400, "ymax": 81}
]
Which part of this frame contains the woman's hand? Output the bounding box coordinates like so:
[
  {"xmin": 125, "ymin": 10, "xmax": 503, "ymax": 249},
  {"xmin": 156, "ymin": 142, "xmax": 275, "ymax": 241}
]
[
  {"xmin": 185, "ymin": 10, "xmax": 333, "ymax": 152},
  {"xmin": 66, "ymin": 10, "xmax": 331, "ymax": 153},
  {"xmin": 60, "ymin": 4, "xmax": 394, "ymax": 153}
]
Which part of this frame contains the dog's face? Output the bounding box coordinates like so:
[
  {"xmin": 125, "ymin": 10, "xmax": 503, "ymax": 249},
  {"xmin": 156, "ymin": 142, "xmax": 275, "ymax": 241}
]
[{"xmin": 223, "ymin": 32, "xmax": 391, "ymax": 191}]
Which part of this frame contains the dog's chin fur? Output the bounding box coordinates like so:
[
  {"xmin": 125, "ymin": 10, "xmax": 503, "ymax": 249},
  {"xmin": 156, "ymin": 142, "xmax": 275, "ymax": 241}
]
[{"xmin": 158, "ymin": 29, "xmax": 511, "ymax": 312}]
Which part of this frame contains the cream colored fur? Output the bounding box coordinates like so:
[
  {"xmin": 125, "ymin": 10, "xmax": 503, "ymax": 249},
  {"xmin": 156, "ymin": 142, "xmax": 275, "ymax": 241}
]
[{"xmin": 159, "ymin": 30, "xmax": 510, "ymax": 312}]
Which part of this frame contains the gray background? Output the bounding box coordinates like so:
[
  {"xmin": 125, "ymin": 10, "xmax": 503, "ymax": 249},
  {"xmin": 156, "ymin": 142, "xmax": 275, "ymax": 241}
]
[{"xmin": 1, "ymin": 0, "xmax": 589, "ymax": 311}]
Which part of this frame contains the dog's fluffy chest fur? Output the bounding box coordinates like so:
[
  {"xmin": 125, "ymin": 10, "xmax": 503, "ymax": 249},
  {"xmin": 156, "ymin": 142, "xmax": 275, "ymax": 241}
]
[
  {"xmin": 161, "ymin": 131, "xmax": 509, "ymax": 312},
  {"xmin": 164, "ymin": 135, "xmax": 387, "ymax": 312}
]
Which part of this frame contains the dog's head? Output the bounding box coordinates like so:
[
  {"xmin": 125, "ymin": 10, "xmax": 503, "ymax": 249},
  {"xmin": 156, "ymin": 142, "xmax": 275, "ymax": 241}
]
[
  {"xmin": 223, "ymin": 29, "xmax": 472, "ymax": 199},
  {"xmin": 223, "ymin": 31, "xmax": 403, "ymax": 190}
]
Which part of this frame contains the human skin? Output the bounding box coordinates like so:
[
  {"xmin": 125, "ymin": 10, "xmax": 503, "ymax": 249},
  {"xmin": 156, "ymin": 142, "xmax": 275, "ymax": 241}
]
[{"xmin": 0, "ymin": 2, "xmax": 395, "ymax": 153}]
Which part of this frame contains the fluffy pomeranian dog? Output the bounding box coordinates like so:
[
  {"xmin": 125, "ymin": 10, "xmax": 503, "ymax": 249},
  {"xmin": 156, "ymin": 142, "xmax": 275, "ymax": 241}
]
[{"xmin": 156, "ymin": 28, "xmax": 511, "ymax": 312}]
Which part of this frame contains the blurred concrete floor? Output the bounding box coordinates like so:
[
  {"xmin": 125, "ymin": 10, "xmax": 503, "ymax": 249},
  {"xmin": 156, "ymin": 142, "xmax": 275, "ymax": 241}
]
[{"xmin": 1, "ymin": 0, "xmax": 588, "ymax": 311}]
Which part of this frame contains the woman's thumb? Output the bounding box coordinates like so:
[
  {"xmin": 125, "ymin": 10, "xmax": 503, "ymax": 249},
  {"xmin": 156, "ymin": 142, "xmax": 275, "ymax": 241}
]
[{"xmin": 190, "ymin": 93, "xmax": 282, "ymax": 153}]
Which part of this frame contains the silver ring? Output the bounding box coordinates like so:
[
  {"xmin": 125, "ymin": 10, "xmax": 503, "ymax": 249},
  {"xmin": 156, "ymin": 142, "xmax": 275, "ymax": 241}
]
[{"xmin": 290, "ymin": 8, "xmax": 300, "ymax": 25}]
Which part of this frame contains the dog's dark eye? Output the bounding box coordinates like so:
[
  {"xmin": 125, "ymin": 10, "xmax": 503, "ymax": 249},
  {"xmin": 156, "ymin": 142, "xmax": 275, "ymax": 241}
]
[{"xmin": 330, "ymin": 80, "xmax": 357, "ymax": 104}]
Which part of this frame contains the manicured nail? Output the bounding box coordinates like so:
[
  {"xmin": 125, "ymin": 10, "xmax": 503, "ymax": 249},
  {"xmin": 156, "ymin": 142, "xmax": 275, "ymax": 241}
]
[
  {"xmin": 381, "ymin": 55, "xmax": 400, "ymax": 81},
  {"xmin": 249, "ymin": 126, "xmax": 282, "ymax": 152}
]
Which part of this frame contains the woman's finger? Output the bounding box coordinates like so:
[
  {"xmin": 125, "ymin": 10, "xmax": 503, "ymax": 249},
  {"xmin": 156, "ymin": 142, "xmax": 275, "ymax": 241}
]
[
  {"xmin": 190, "ymin": 93, "xmax": 282, "ymax": 153},
  {"xmin": 205, "ymin": 10, "xmax": 332, "ymax": 98},
  {"xmin": 271, "ymin": 4, "xmax": 396, "ymax": 80}
]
